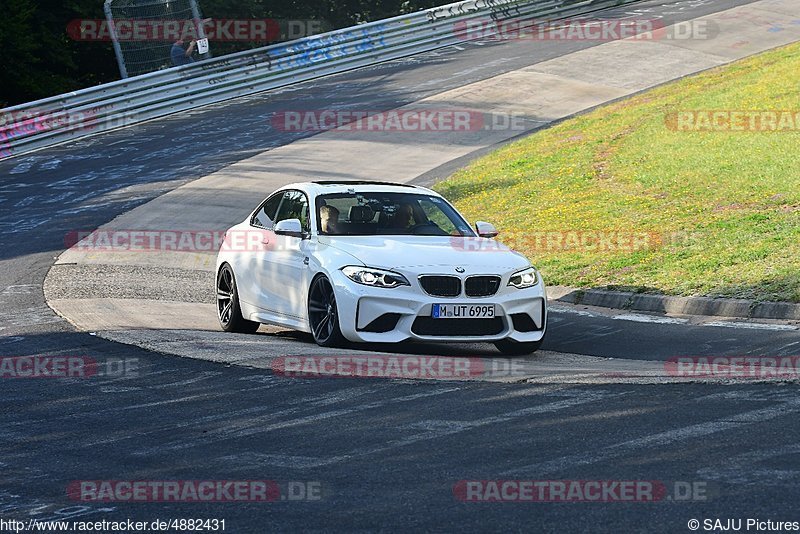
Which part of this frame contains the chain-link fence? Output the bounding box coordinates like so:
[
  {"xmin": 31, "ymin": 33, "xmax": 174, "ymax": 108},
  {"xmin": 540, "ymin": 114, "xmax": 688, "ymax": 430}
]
[{"xmin": 103, "ymin": 0, "xmax": 211, "ymax": 78}]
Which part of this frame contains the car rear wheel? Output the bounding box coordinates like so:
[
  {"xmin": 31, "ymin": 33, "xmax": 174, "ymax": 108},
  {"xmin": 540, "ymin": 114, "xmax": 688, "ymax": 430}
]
[
  {"xmin": 217, "ymin": 264, "xmax": 260, "ymax": 334},
  {"xmin": 494, "ymin": 338, "xmax": 542, "ymax": 356},
  {"xmin": 308, "ymin": 275, "xmax": 345, "ymax": 347}
]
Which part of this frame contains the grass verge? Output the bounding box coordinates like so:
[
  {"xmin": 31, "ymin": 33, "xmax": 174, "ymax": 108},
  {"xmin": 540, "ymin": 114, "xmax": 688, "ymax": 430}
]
[{"xmin": 436, "ymin": 42, "xmax": 800, "ymax": 302}]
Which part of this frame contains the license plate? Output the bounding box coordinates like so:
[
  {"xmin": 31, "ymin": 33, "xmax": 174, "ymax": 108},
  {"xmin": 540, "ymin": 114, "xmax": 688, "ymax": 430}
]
[{"xmin": 432, "ymin": 304, "xmax": 495, "ymax": 319}]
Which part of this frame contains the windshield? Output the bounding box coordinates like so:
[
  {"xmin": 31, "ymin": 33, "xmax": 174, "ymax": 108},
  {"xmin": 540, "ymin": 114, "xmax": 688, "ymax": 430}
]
[{"xmin": 316, "ymin": 192, "xmax": 475, "ymax": 237}]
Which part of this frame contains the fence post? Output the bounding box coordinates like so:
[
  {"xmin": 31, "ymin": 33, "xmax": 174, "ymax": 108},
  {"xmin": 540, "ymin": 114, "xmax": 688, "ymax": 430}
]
[{"xmin": 104, "ymin": 0, "xmax": 128, "ymax": 79}]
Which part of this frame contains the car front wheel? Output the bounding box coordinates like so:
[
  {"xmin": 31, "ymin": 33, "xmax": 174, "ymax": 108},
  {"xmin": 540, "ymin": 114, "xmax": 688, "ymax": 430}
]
[{"xmin": 308, "ymin": 275, "xmax": 345, "ymax": 347}]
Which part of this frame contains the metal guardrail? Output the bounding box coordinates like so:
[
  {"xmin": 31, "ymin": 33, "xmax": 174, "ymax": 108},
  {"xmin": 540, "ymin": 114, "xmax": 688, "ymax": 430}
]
[{"xmin": 0, "ymin": 0, "xmax": 644, "ymax": 161}]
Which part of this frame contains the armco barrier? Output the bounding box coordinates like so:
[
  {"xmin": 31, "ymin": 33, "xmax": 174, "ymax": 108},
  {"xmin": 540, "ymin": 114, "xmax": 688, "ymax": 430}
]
[{"xmin": 0, "ymin": 0, "xmax": 645, "ymax": 160}]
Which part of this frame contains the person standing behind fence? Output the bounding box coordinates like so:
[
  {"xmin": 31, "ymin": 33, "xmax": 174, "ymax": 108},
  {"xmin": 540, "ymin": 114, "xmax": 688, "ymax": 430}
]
[{"xmin": 171, "ymin": 39, "xmax": 196, "ymax": 66}]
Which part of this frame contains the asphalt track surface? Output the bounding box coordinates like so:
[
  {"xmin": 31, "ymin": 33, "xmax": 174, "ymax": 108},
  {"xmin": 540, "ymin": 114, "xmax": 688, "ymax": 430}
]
[{"xmin": 3, "ymin": 0, "xmax": 800, "ymax": 531}]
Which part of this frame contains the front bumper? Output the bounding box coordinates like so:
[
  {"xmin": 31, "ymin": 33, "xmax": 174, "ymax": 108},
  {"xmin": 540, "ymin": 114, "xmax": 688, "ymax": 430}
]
[{"xmin": 331, "ymin": 269, "xmax": 547, "ymax": 344}]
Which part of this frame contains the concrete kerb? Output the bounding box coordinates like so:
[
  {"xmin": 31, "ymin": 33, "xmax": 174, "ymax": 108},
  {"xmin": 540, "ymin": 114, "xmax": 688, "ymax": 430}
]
[{"xmin": 547, "ymin": 286, "xmax": 800, "ymax": 321}]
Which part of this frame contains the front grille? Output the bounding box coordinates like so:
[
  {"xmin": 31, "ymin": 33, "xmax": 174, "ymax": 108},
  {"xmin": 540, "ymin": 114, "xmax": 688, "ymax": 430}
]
[
  {"xmin": 419, "ymin": 275, "xmax": 461, "ymax": 297},
  {"xmin": 359, "ymin": 313, "xmax": 401, "ymax": 333},
  {"xmin": 411, "ymin": 317, "xmax": 504, "ymax": 337},
  {"xmin": 465, "ymin": 275, "xmax": 501, "ymax": 297}
]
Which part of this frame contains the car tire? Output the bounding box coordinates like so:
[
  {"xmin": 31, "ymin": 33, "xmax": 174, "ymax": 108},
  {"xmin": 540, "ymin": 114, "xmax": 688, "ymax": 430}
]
[
  {"xmin": 494, "ymin": 338, "xmax": 543, "ymax": 356},
  {"xmin": 217, "ymin": 264, "xmax": 260, "ymax": 334},
  {"xmin": 308, "ymin": 275, "xmax": 345, "ymax": 348}
]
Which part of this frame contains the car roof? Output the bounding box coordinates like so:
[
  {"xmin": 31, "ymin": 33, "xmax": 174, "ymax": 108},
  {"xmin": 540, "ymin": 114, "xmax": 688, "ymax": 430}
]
[{"xmin": 280, "ymin": 181, "xmax": 439, "ymax": 197}]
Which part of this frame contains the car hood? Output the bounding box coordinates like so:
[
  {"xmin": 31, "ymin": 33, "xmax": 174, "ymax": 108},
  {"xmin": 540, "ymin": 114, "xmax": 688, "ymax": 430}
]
[{"xmin": 320, "ymin": 236, "xmax": 531, "ymax": 271}]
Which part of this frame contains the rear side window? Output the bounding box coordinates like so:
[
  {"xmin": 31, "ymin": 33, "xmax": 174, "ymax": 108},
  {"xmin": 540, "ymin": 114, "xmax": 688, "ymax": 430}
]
[{"xmin": 251, "ymin": 193, "xmax": 283, "ymax": 229}]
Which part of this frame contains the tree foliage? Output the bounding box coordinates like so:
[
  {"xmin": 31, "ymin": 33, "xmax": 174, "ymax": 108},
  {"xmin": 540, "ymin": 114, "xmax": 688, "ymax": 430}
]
[{"xmin": 0, "ymin": 0, "xmax": 445, "ymax": 107}]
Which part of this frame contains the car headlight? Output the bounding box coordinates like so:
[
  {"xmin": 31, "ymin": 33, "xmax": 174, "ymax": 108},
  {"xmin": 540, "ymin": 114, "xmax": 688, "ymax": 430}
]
[
  {"xmin": 508, "ymin": 267, "xmax": 539, "ymax": 289},
  {"xmin": 342, "ymin": 266, "xmax": 410, "ymax": 288}
]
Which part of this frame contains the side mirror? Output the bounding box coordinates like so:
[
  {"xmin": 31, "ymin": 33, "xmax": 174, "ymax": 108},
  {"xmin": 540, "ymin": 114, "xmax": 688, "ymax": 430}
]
[
  {"xmin": 475, "ymin": 221, "xmax": 499, "ymax": 238},
  {"xmin": 274, "ymin": 218, "xmax": 305, "ymax": 238}
]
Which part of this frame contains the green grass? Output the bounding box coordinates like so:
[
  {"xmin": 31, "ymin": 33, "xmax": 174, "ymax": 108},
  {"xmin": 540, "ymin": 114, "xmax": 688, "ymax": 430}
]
[{"xmin": 436, "ymin": 42, "xmax": 800, "ymax": 303}]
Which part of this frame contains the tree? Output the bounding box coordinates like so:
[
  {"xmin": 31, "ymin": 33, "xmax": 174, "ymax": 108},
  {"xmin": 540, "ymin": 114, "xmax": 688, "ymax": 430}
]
[{"xmin": 1, "ymin": 0, "xmax": 450, "ymax": 107}]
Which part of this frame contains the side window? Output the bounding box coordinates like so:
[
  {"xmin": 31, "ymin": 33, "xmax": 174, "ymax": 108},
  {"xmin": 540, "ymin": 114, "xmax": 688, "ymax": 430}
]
[
  {"xmin": 251, "ymin": 193, "xmax": 283, "ymax": 229},
  {"xmin": 274, "ymin": 190, "xmax": 309, "ymax": 232}
]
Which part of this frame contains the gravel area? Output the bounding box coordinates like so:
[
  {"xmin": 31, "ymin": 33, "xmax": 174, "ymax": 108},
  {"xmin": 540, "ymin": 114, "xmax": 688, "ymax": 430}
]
[{"xmin": 44, "ymin": 264, "xmax": 215, "ymax": 303}]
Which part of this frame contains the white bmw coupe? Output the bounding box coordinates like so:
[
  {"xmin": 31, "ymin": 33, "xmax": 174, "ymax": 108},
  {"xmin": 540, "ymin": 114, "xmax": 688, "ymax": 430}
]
[{"xmin": 215, "ymin": 181, "xmax": 547, "ymax": 354}]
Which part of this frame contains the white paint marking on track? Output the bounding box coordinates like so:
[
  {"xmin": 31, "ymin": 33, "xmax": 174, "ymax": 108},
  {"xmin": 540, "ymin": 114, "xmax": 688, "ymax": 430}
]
[
  {"xmin": 548, "ymin": 305, "xmax": 596, "ymax": 317},
  {"xmin": 502, "ymin": 396, "xmax": 800, "ymax": 476},
  {"xmin": 704, "ymin": 321, "xmax": 799, "ymax": 331},
  {"xmin": 698, "ymin": 443, "xmax": 800, "ymax": 485},
  {"xmin": 331, "ymin": 391, "xmax": 625, "ymax": 465},
  {"xmin": 100, "ymin": 386, "xmax": 143, "ymax": 393},
  {"xmin": 1, "ymin": 285, "xmax": 37, "ymax": 295},
  {"xmin": 214, "ymin": 389, "xmax": 624, "ymax": 469},
  {"xmin": 148, "ymin": 371, "xmax": 223, "ymax": 389},
  {"xmin": 479, "ymin": 385, "xmax": 570, "ymax": 402},
  {"xmin": 75, "ymin": 393, "xmax": 320, "ymax": 445},
  {"xmin": 551, "ymin": 304, "xmax": 798, "ymax": 330},
  {"xmin": 773, "ymin": 341, "xmax": 800, "ymax": 353},
  {"xmin": 130, "ymin": 387, "xmax": 462, "ymax": 455},
  {"xmin": 218, "ymin": 452, "xmax": 350, "ymax": 469},
  {"xmin": 611, "ymin": 313, "xmax": 689, "ymax": 325},
  {"xmin": 284, "ymin": 385, "xmax": 378, "ymax": 406},
  {"xmin": 39, "ymin": 159, "xmax": 62, "ymax": 170},
  {"xmin": 9, "ymin": 162, "xmax": 33, "ymax": 174},
  {"xmin": 694, "ymin": 390, "xmax": 794, "ymax": 403}
]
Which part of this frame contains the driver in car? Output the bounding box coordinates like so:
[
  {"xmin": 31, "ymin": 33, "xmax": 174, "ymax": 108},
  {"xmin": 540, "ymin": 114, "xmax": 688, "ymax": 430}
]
[
  {"xmin": 319, "ymin": 205, "xmax": 340, "ymax": 234},
  {"xmin": 391, "ymin": 203, "xmax": 415, "ymax": 229}
]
